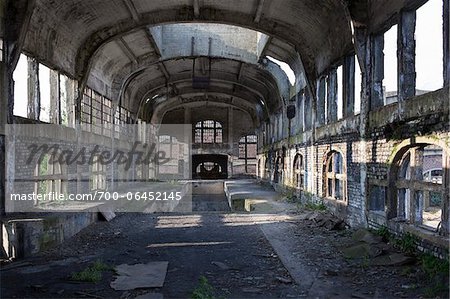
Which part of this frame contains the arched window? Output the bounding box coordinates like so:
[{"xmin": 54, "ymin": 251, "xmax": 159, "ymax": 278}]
[
  {"xmin": 324, "ymin": 151, "xmax": 346, "ymax": 201},
  {"xmin": 34, "ymin": 152, "xmax": 66, "ymax": 204},
  {"xmin": 293, "ymin": 153, "xmax": 305, "ymax": 190},
  {"xmin": 274, "ymin": 156, "xmax": 283, "ymax": 183},
  {"xmin": 392, "ymin": 144, "xmax": 444, "ymax": 231},
  {"xmin": 195, "ymin": 120, "xmax": 222, "ymax": 144}
]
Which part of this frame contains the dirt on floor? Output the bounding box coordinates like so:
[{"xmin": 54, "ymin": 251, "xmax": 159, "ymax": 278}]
[{"xmin": 0, "ymin": 199, "xmax": 449, "ymax": 299}]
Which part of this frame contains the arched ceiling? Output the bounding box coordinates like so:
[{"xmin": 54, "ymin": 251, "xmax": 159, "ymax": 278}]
[
  {"xmin": 24, "ymin": 0, "xmax": 354, "ymax": 81},
  {"xmin": 18, "ymin": 0, "xmax": 427, "ymax": 125}
]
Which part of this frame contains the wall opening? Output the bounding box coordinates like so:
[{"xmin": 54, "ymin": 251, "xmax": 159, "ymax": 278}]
[{"xmin": 416, "ymin": 0, "xmax": 443, "ymax": 92}]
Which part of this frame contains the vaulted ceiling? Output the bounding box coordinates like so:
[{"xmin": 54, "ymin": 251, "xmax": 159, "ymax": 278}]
[{"xmin": 17, "ymin": 0, "xmax": 427, "ymax": 125}]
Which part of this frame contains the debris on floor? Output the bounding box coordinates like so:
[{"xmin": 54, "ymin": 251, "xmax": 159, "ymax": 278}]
[
  {"xmin": 340, "ymin": 229, "xmax": 415, "ymax": 266},
  {"xmin": 303, "ymin": 211, "xmax": 347, "ymax": 230},
  {"xmin": 110, "ymin": 262, "xmax": 168, "ymax": 290}
]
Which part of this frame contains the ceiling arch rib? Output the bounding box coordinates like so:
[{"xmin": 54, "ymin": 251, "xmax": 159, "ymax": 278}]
[
  {"xmin": 110, "ymin": 57, "xmax": 283, "ymax": 118},
  {"xmin": 147, "ymin": 95, "xmax": 259, "ymax": 125},
  {"xmin": 136, "ymin": 82, "xmax": 270, "ymax": 123}
]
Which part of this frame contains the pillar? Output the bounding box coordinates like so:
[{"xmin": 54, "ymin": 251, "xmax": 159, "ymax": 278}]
[
  {"xmin": 327, "ymin": 68, "xmax": 338, "ymax": 123},
  {"xmin": 397, "ymin": 10, "xmax": 416, "ymax": 105},
  {"xmin": 316, "ymin": 77, "xmax": 326, "ymax": 126},
  {"xmin": 444, "ymin": 0, "xmax": 449, "ymax": 86},
  {"xmin": 27, "ymin": 56, "xmax": 39, "ymax": 120},
  {"xmin": 371, "ymin": 34, "xmax": 384, "ymax": 110},
  {"xmin": 343, "ymin": 55, "xmax": 355, "ymax": 117},
  {"xmin": 49, "ymin": 69, "xmax": 60, "ymax": 124}
]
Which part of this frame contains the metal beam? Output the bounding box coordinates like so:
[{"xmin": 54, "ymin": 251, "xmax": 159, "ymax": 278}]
[
  {"xmin": 254, "ymin": 0, "xmax": 265, "ymax": 23},
  {"xmin": 122, "ymin": 0, "xmax": 140, "ymax": 22},
  {"xmin": 117, "ymin": 38, "xmax": 138, "ymax": 64}
]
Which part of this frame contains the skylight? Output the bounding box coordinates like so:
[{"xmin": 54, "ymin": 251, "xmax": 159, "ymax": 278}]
[
  {"xmin": 149, "ymin": 23, "xmax": 269, "ymax": 64},
  {"xmin": 266, "ymin": 56, "xmax": 296, "ymax": 86}
]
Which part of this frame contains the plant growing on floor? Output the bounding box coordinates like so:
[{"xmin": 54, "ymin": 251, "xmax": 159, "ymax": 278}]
[
  {"xmin": 373, "ymin": 225, "xmax": 391, "ymax": 242},
  {"xmin": 191, "ymin": 276, "xmax": 222, "ymax": 299},
  {"xmin": 394, "ymin": 232, "xmax": 417, "ymax": 254},
  {"xmin": 420, "ymin": 254, "xmax": 449, "ymax": 297},
  {"xmin": 71, "ymin": 260, "xmax": 112, "ymax": 283},
  {"xmin": 304, "ymin": 201, "xmax": 327, "ymax": 211}
]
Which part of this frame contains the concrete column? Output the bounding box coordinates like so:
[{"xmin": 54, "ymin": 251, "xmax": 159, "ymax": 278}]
[
  {"xmin": 444, "ymin": 0, "xmax": 449, "ymax": 86},
  {"xmin": 397, "ymin": 10, "xmax": 416, "ymax": 104},
  {"xmin": 227, "ymin": 107, "xmax": 233, "ymax": 145},
  {"xmin": 0, "ymin": 0, "xmax": 6, "ymax": 221},
  {"xmin": 343, "ymin": 55, "xmax": 355, "ymax": 117},
  {"xmin": 49, "ymin": 69, "xmax": 60, "ymax": 124},
  {"xmin": 184, "ymin": 106, "xmax": 191, "ymax": 124},
  {"xmin": 316, "ymin": 78, "xmax": 326, "ymax": 126},
  {"xmin": 304, "ymin": 89, "xmax": 312, "ymax": 130},
  {"xmin": 65, "ymin": 77, "xmax": 75, "ymax": 127},
  {"xmin": 371, "ymin": 34, "xmax": 384, "ymax": 110},
  {"xmin": 27, "ymin": 57, "xmax": 40, "ymax": 120},
  {"xmin": 327, "ymin": 69, "xmax": 338, "ymax": 123},
  {"xmin": 297, "ymin": 91, "xmax": 304, "ymax": 132}
]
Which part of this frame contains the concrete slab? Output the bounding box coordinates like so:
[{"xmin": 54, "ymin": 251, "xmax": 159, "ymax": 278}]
[{"xmin": 110, "ymin": 261, "xmax": 169, "ymax": 291}]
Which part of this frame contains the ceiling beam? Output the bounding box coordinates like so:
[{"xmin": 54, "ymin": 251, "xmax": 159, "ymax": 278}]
[
  {"xmin": 117, "ymin": 38, "xmax": 138, "ymax": 64},
  {"xmin": 254, "ymin": 0, "xmax": 265, "ymax": 23},
  {"xmin": 258, "ymin": 36, "xmax": 272, "ymax": 61},
  {"xmin": 143, "ymin": 29, "xmax": 162, "ymax": 57},
  {"xmin": 122, "ymin": 0, "xmax": 140, "ymax": 22},
  {"xmin": 193, "ymin": 0, "xmax": 200, "ymax": 18},
  {"xmin": 158, "ymin": 62, "xmax": 170, "ymax": 80}
]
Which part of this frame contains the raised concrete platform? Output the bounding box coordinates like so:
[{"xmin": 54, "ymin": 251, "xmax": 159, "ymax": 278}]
[{"xmin": 224, "ymin": 179, "xmax": 287, "ymax": 212}]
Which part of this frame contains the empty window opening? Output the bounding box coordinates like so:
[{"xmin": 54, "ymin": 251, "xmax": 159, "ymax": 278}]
[
  {"xmin": 39, "ymin": 63, "xmax": 51, "ymax": 122},
  {"xmin": 354, "ymin": 56, "xmax": 362, "ymax": 114},
  {"xmin": 384, "ymin": 25, "xmax": 398, "ymax": 104},
  {"xmin": 13, "ymin": 54, "xmax": 28, "ymax": 118},
  {"xmin": 274, "ymin": 156, "xmax": 283, "ymax": 184},
  {"xmin": 238, "ymin": 135, "xmax": 257, "ymax": 174},
  {"xmin": 393, "ymin": 144, "xmax": 444, "ymax": 230},
  {"xmin": 266, "ymin": 56, "xmax": 296, "ymax": 86},
  {"xmin": 195, "ymin": 120, "xmax": 223, "ymax": 144},
  {"xmin": 337, "ymin": 65, "xmax": 344, "ymax": 120},
  {"xmin": 324, "ymin": 151, "xmax": 346, "ymax": 201},
  {"xmin": 416, "ymin": 0, "xmax": 443, "ymax": 91},
  {"xmin": 293, "ymin": 153, "xmax": 305, "ymax": 190}
]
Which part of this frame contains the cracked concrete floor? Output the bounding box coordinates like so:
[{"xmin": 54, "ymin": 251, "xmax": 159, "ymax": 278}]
[{"xmin": 0, "ymin": 185, "xmax": 443, "ymax": 299}]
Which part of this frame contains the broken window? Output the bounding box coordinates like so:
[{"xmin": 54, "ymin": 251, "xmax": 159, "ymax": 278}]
[
  {"xmin": 81, "ymin": 87, "xmax": 115, "ymax": 135},
  {"xmin": 383, "ymin": 25, "xmax": 398, "ymax": 105},
  {"xmin": 293, "ymin": 153, "xmax": 305, "ymax": 190},
  {"xmin": 354, "ymin": 56, "xmax": 362, "ymax": 114},
  {"xmin": 337, "ymin": 65, "xmax": 344, "ymax": 120},
  {"xmin": 393, "ymin": 144, "xmax": 444, "ymax": 231},
  {"xmin": 324, "ymin": 151, "xmax": 346, "ymax": 201},
  {"xmin": 39, "ymin": 64, "xmax": 51, "ymax": 122},
  {"xmin": 416, "ymin": 0, "xmax": 443, "ymax": 92},
  {"xmin": 34, "ymin": 152, "xmax": 66, "ymax": 205},
  {"xmin": 13, "ymin": 54, "xmax": 28, "ymax": 118},
  {"xmin": 194, "ymin": 120, "xmax": 223, "ymax": 144}
]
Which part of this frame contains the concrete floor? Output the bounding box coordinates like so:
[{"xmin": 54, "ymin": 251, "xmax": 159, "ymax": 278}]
[{"xmin": 0, "ymin": 180, "xmax": 443, "ymax": 298}]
